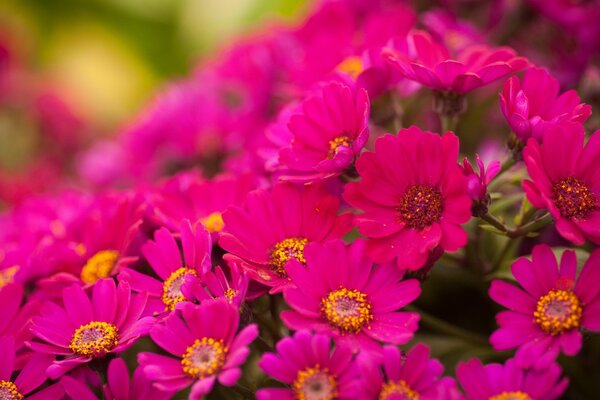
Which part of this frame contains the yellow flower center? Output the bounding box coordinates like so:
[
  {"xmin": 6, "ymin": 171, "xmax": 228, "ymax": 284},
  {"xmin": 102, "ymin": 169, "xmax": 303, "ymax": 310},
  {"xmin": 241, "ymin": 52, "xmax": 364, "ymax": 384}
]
[
  {"xmin": 224, "ymin": 288, "xmax": 239, "ymax": 302},
  {"xmin": 552, "ymin": 177, "xmax": 597, "ymax": 220},
  {"xmin": 327, "ymin": 136, "xmax": 352, "ymax": 159},
  {"xmin": 0, "ymin": 266, "xmax": 19, "ymax": 289},
  {"xmin": 534, "ymin": 289, "xmax": 582, "ymax": 336},
  {"xmin": 321, "ymin": 287, "xmax": 373, "ymax": 333},
  {"xmin": 181, "ymin": 337, "xmax": 227, "ymax": 379},
  {"xmin": 162, "ymin": 267, "xmax": 198, "ymax": 311},
  {"xmin": 80, "ymin": 250, "xmax": 119, "ymax": 284},
  {"xmin": 292, "ymin": 366, "xmax": 338, "ymax": 400},
  {"xmin": 379, "ymin": 380, "xmax": 419, "ymax": 400},
  {"xmin": 336, "ymin": 56, "xmax": 364, "ymax": 79},
  {"xmin": 0, "ymin": 381, "xmax": 23, "ymax": 400},
  {"xmin": 489, "ymin": 391, "xmax": 532, "ymax": 400},
  {"xmin": 269, "ymin": 237, "xmax": 308, "ymax": 276},
  {"xmin": 201, "ymin": 212, "xmax": 225, "ymax": 233},
  {"xmin": 70, "ymin": 321, "xmax": 119, "ymax": 357},
  {"xmin": 398, "ymin": 184, "xmax": 444, "ymax": 230}
]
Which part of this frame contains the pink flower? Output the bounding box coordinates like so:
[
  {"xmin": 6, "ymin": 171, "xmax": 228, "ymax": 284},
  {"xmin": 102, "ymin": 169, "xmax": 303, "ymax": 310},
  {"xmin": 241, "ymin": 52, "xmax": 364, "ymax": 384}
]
[
  {"xmin": 489, "ymin": 245, "xmax": 600, "ymax": 369},
  {"xmin": 257, "ymin": 330, "xmax": 362, "ymax": 400},
  {"xmin": 384, "ymin": 30, "xmax": 528, "ymax": 94},
  {"xmin": 522, "ymin": 123, "xmax": 600, "ymax": 245},
  {"xmin": 278, "ymin": 81, "xmax": 370, "ymax": 182},
  {"xmin": 220, "ymin": 182, "xmax": 353, "ymax": 291},
  {"xmin": 138, "ymin": 300, "xmax": 258, "ymax": 399},
  {"xmin": 457, "ymin": 357, "xmax": 568, "ymax": 400},
  {"xmin": 29, "ymin": 279, "xmax": 151, "ymax": 379},
  {"xmin": 281, "ymin": 240, "xmax": 420, "ymax": 354},
  {"xmin": 462, "ymin": 154, "xmax": 501, "ymax": 215},
  {"xmin": 359, "ymin": 344, "xmax": 461, "ymax": 400},
  {"xmin": 500, "ymin": 67, "xmax": 591, "ymax": 142},
  {"xmin": 344, "ymin": 127, "xmax": 472, "ymax": 270},
  {"xmin": 120, "ymin": 219, "xmax": 211, "ymax": 314},
  {"xmin": 181, "ymin": 264, "xmax": 249, "ymax": 308},
  {"xmin": 0, "ymin": 284, "xmax": 40, "ymax": 353}
]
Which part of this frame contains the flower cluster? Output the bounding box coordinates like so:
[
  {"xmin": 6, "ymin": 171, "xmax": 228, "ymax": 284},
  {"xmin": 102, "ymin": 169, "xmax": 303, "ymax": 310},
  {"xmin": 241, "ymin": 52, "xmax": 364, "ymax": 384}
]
[{"xmin": 1, "ymin": 0, "xmax": 600, "ymax": 398}]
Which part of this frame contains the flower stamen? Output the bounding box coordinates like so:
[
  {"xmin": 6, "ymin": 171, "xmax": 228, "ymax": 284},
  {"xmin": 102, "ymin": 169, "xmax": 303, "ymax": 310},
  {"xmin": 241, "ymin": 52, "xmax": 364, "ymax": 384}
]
[
  {"xmin": 489, "ymin": 391, "xmax": 532, "ymax": 400},
  {"xmin": 0, "ymin": 381, "xmax": 23, "ymax": 400},
  {"xmin": 398, "ymin": 184, "xmax": 443, "ymax": 230},
  {"xmin": 321, "ymin": 287, "xmax": 373, "ymax": 333},
  {"xmin": 534, "ymin": 289, "xmax": 582, "ymax": 336},
  {"xmin": 80, "ymin": 250, "xmax": 119, "ymax": 284},
  {"xmin": 552, "ymin": 177, "xmax": 597, "ymax": 220},
  {"xmin": 162, "ymin": 267, "xmax": 198, "ymax": 311},
  {"xmin": 379, "ymin": 380, "xmax": 419, "ymax": 400},
  {"xmin": 328, "ymin": 136, "xmax": 352, "ymax": 159},
  {"xmin": 269, "ymin": 237, "xmax": 308, "ymax": 276},
  {"xmin": 70, "ymin": 321, "xmax": 119, "ymax": 357},
  {"xmin": 181, "ymin": 337, "xmax": 227, "ymax": 379},
  {"xmin": 292, "ymin": 365, "xmax": 338, "ymax": 400}
]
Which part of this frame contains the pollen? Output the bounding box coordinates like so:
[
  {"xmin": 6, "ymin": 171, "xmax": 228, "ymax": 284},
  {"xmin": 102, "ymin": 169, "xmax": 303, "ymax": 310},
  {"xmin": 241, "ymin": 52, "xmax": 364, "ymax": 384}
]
[
  {"xmin": 398, "ymin": 184, "xmax": 443, "ymax": 230},
  {"xmin": 0, "ymin": 265, "xmax": 19, "ymax": 289},
  {"xmin": 336, "ymin": 56, "xmax": 364, "ymax": 79},
  {"xmin": 321, "ymin": 287, "xmax": 373, "ymax": 333},
  {"xmin": 269, "ymin": 237, "xmax": 308, "ymax": 276},
  {"xmin": 80, "ymin": 250, "xmax": 119, "ymax": 284},
  {"xmin": 327, "ymin": 136, "xmax": 352, "ymax": 159},
  {"xmin": 0, "ymin": 381, "xmax": 23, "ymax": 400},
  {"xmin": 379, "ymin": 380, "xmax": 419, "ymax": 400},
  {"xmin": 69, "ymin": 321, "xmax": 119, "ymax": 357},
  {"xmin": 534, "ymin": 289, "xmax": 582, "ymax": 336},
  {"xmin": 552, "ymin": 176, "xmax": 597, "ymax": 220},
  {"xmin": 489, "ymin": 391, "xmax": 532, "ymax": 400},
  {"xmin": 224, "ymin": 288, "xmax": 239, "ymax": 302},
  {"xmin": 162, "ymin": 267, "xmax": 198, "ymax": 311},
  {"xmin": 181, "ymin": 337, "xmax": 227, "ymax": 379},
  {"xmin": 292, "ymin": 365, "xmax": 338, "ymax": 400},
  {"xmin": 201, "ymin": 212, "xmax": 225, "ymax": 233}
]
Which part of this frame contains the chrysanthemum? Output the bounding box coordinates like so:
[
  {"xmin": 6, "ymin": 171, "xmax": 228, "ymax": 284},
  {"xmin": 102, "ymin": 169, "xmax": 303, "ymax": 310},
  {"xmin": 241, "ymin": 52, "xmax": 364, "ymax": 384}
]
[
  {"xmin": 281, "ymin": 240, "xmax": 420, "ymax": 353},
  {"xmin": 256, "ymin": 330, "xmax": 361, "ymax": 400},
  {"xmin": 500, "ymin": 67, "xmax": 591, "ymax": 143},
  {"xmin": 360, "ymin": 344, "xmax": 460, "ymax": 400},
  {"xmin": 278, "ymin": 81, "xmax": 370, "ymax": 182},
  {"xmin": 457, "ymin": 357, "xmax": 568, "ymax": 400},
  {"xmin": 28, "ymin": 278, "xmax": 151, "ymax": 378},
  {"xmin": 489, "ymin": 244, "xmax": 600, "ymax": 368},
  {"xmin": 0, "ymin": 336, "xmax": 63, "ymax": 400},
  {"xmin": 120, "ymin": 219, "xmax": 212, "ymax": 313},
  {"xmin": 138, "ymin": 300, "xmax": 258, "ymax": 399},
  {"xmin": 219, "ymin": 182, "xmax": 353, "ymax": 291},
  {"xmin": 343, "ymin": 127, "xmax": 472, "ymax": 270},
  {"xmin": 522, "ymin": 123, "xmax": 600, "ymax": 244}
]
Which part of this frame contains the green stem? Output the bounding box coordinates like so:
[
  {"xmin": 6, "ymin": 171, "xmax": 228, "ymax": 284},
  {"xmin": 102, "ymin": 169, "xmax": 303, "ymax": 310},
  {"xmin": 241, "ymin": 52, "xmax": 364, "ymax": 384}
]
[
  {"xmin": 440, "ymin": 114, "xmax": 458, "ymax": 133},
  {"xmin": 480, "ymin": 213, "xmax": 508, "ymax": 233},
  {"xmin": 508, "ymin": 213, "xmax": 552, "ymax": 238}
]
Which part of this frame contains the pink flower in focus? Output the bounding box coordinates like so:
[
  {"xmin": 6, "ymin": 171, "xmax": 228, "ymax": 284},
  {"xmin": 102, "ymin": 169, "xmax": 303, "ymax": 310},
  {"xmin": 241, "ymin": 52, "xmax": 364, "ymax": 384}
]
[
  {"xmin": 489, "ymin": 245, "xmax": 600, "ymax": 369},
  {"xmin": 457, "ymin": 357, "xmax": 568, "ymax": 400},
  {"xmin": 281, "ymin": 240, "xmax": 420, "ymax": 354},
  {"xmin": 522, "ymin": 123, "xmax": 600, "ymax": 245},
  {"xmin": 278, "ymin": 82, "xmax": 370, "ymax": 182},
  {"xmin": 500, "ymin": 67, "xmax": 591, "ymax": 142},
  {"xmin": 257, "ymin": 330, "xmax": 361, "ymax": 400},
  {"xmin": 138, "ymin": 300, "xmax": 258, "ymax": 399},
  {"xmin": 344, "ymin": 127, "xmax": 472, "ymax": 270}
]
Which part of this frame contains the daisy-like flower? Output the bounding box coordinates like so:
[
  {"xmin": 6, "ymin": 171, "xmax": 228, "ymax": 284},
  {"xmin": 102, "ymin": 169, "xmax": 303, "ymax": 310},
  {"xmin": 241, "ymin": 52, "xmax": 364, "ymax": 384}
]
[
  {"xmin": 489, "ymin": 244, "xmax": 600, "ymax": 369},
  {"xmin": 360, "ymin": 344, "xmax": 461, "ymax": 400},
  {"xmin": 120, "ymin": 219, "xmax": 211, "ymax": 313},
  {"xmin": 457, "ymin": 357, "xmax": 568, "ymax": 400},
  {"xmin": 138, "ymin": 300, "xmax": 258, "ymax": 399},
  {"xmin": 500, "ymin": 67, "xmax": 591, "ymax": 143},
  {"xmin": 522, "ymin": 123, "xmax": 600, "ymax": 244},
  {"xmin": 278, "ymin": 81, "xmax": 370, "ymax": 182},
  {"xmin": 281, "ymin": 240, "xmax": 420, "ymax": 354},
  {"xmin": 256, "ymin": 330, "xmax": 361, "ymax": 400},
  {"xmin": 384, "ymin": 30, "xmax": 528, "ymax": 95},
  {"xmin": 343, "ymin": 127, "xmax": 472, "ymax": 270},
  {"xmin": 0, "ymin": 336, "xmax": 63, "ymax": 400},
  {"xmin": 220, "ymin": 182, "xmax": 353, "ymax": 292},
  {"xmin": 28, "ymin": 278, "xmax": 151, "ymax": 379},
  {"xmin": 0, "ymin": 284, "xmax": 40, "ymax": 353}
]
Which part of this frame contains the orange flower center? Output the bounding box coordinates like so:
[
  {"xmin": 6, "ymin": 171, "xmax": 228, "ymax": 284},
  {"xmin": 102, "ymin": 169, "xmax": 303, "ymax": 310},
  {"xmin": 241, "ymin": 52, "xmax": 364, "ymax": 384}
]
[
  {"xmin": 328, "ymin": 136, "xmax": 352, "ymax": 159},
  {"xmin": 0, "ymin": 381, "xmax": 23, "ymax": 400},
  {"xmin": 181, "ymin": 338, "xmax": 227, "ymax": 379},
  {"xmin": 534, "ymin": 289, "xmax": 582, "ymax": 335},
  {"xmin": 162, "ymin": 267, "xmax": 198, "ymax": 311},
  {"xmin": 80, "ymin": 250, "xmax": 119, "ymax": 284},
  {"xmin": 269, "ymin": 237, "xmax": 308, "ymax": 276},
  {"xmin": 292, "ymin": 366, "xmax": 338, "ymax": 400},
  {"xmin": 489, "ymin": 391, "xmax": 532, "ymax": 400},
  {"xmin": 321, "ymin": 287, "xmax": 373, "ymax": 333},
  {"xmin": 70, "ymin": 321, "xmax": 119, "ymax": 357},
  {"xmin": 379, "ymin": 380, "xmax": 419, "ymax": 400}
]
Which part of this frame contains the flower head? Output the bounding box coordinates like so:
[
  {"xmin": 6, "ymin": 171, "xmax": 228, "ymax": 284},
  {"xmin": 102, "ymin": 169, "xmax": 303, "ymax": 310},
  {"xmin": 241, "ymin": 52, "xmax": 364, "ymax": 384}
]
[
  {"xmin": 489, "ymin": 245, "xmax": 600, "ymax": 369},
  {"xmin": 462, "ymin": 154, "xmax": 501, "ymax": 216},
  {"xmin": 344, "ymin": 127, "xmax": 471, "ymax": 270},
  {"xmin": 281, "ymin": 240, "xmax": 420, "ymax": 354}
]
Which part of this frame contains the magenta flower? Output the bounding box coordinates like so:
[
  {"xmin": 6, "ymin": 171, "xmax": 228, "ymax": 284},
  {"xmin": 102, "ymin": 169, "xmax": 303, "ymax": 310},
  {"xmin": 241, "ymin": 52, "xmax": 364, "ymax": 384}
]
[
  {"xmin": 489, "ymin": 244, "xmax": 600, "ymax": 368},
  {"xmin": 138, "ymin": 300, "xmax": 258, "ymax": 399},
  {"xmin": 220, "ymin": 182, "xmax": 353, "ymax": 291},
  {"xmin": 360, "ymin": 344, "xmax": 460, "ymax": 400},
  {"xmin": 29, "ymin": 278, "xmax": 151, "ymax": 379},
  {"xmin": 281, "ymin": 240, "xmax": 420, "ymax": 354},
  {"xmin": 181, "ymin": 264, "xmax": 249, "ymax": 308},
  {"xmin": 0, "ymin": 336, "xmax": 63, "ymax": 400},
  {"xmin": 0, "ymin": 284, "xmax": 40, "ymax": 353},
  {"xmin": 257, "ymin": 330, "xmax": 361, "ymax": 400},
  {"xmin": 457, "ymin": 357, "xmax": 568, "ymax": 400},
  {"xmin": 384, "ymin": 30, "xmax": 528, "ymax": 94},
  {"xmin": 522, "ymin": 123, "xmax": 600, "ymax": 245},
  {"xmin": 120, "ymin": 219, "xmax": 211, "ymax": 313},
  {"xmin": 344, "ymin": 127, "xmax": 472, "ymax": 270},
  {"xmin": 278, "ymin": 81, "xmax": 370, "ymax": 182},
  {"xmin": 462, "ymin": 154, "xmax": 501, "ymax": 215},
  {"xmin": 500, "ymin": 67, "xmax": 591, "ymax": 143}
]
